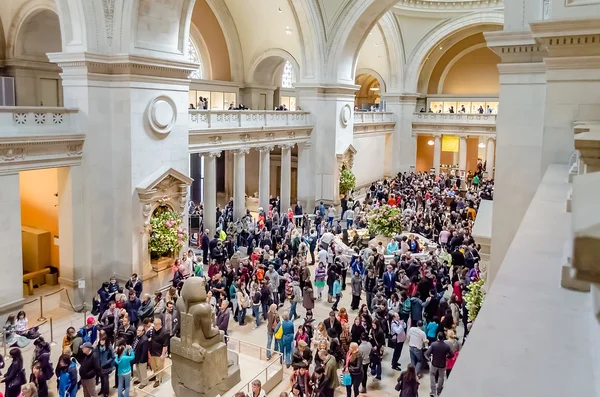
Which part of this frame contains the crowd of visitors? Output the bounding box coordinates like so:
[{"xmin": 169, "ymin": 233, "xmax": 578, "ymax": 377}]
[{"xmin": 1, "ymin": 170, "xmax": 492, "ymax": 397}]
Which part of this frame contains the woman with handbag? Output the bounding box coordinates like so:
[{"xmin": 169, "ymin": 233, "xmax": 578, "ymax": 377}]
[
  {"xmin": 342, "ymin": 343, "xmax": 363, "ymax": 397},
  {"xmin": 444, "ymin": 330, "xmax": 461, "ymax": 377},
  {"xmin": 1, "ymin": 348, "xmax": 27, "ymax": 397},
  {"xmin": 395, "ymin": 363, "xmax": 419, "ymax": 397}
]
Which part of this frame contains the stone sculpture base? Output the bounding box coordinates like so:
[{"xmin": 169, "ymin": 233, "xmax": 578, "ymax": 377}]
[{"xmin": 170, "ymin": 313, "xmax": 241, "ymax": 397}]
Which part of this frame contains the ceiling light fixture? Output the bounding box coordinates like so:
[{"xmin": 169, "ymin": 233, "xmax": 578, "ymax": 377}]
[
  {"xmin": 478, "ymin": 142, "xmax": 486, "ymax": 148},
  {"xmin": 427, "ymin": 140, "xmax": 435, "ymax": 146},
  {"xmin": 285, "ymin": 26, "xmax": 293, "ymax": 35},
  {"xmin": 439, "ymin": 46, "xmax": 443, "ymax": 50},
  {"xmin": 370, "ymin": 87, "xmax": 380, "ymax": 91}
]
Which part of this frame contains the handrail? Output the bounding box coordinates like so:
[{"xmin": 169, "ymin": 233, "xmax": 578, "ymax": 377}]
[{"xmin": 189, "ymin": 109, "xmax": 309, "ymax": 114}]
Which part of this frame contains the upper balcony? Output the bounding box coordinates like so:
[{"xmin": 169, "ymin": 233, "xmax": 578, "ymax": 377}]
[
  {"xmin": 0, "ymin": 107, "xmax": 84, "ymax": 171},
  {"xmin": 0, "ymin": 107, "xmax": 80, "ymax": 137},
  {"xmin": 188, "ymin": 110, "xmax": 311, "ymax": 131},
  {"xmin": 353, "ymin": 111, "xmax": 394, "ymax": 124},
  {"xmin": 412, "ymin": 112, "xmax": 497, "ymax": 136}
]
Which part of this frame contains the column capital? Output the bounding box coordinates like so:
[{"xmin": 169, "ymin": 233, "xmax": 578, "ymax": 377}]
[
  {"xmin": 206, "ymin": 151, "xmax": 222, "ymax": 158},
  {"xmin": 487, "ymin": 136, "xmax": 496, "ymax": 142},
  {"xmin": 233, "ymin": 147, "xmax": 250, "ymax": 155},
  {"xmin": 433, "ymin": 134, "xmax": 442, "ymax": 139},
  {"xmin": 256, "ymin": 146, "xmax": 274, "ymax": 153},
  {"xmin": 279, "ymin": 143, "xmax": 296, "ymax": 150}
]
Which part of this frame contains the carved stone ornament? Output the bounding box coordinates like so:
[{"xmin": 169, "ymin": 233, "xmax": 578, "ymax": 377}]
[
  {"xmin": 240, "ymin": 133, "xmax": 251, "ymax": 142},
  {"xmin": 209, "ymin": 136, "xmax": 222, "ymax": 144},
  {"xmin": 136, "ymin": 167, "xmax": 193, "ymax": 218},
  {"xmin": 265, "ymin": 132, "xmax": 275, "ymax": 140},
  {"xmin": 1, "ymin": 148, "xmax": 25, "ymax": 162},
  {"xmin": 147, "ymin": 95, "xmax": 177, "ymax": 135},
  {"xmin": 67, "ymin": 144, "xmax": 83, "ymax": 156},
  {"xmin": 340, "ymin": 104, "xmax": 352, "ymax": 127}
]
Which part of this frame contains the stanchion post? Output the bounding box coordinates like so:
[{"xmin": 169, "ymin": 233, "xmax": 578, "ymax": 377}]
[
  {"xmin": 49, "ymin": 317, "xmax": 55, "ymax": 346},
  {"xmin": 38, "ymin": 297, "xmax": 46, "ymax": 322},
  {"xmin": 83, "ymin": 302, "xmax": 87, "ymax": 325}
]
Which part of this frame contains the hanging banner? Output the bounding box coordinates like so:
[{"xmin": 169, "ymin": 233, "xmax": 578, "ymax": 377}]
[{"xmin": 442, "ymin": 136, "xmax": 459, "ymax": 152}]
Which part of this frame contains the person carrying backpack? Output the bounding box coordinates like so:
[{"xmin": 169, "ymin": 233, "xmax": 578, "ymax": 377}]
[{"xmin": 399, "ymin": 291, "xmax": 411, "ymax": 324}]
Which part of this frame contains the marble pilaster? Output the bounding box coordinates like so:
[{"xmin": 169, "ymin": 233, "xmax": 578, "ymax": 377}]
[
  {"xmin": 257, "ymin": 146, "xmax": 273, "ymax": 211},
  {"xmin": 459, "ymin": 136, "xmax": 468, "ymax": 172},
  {"xmin": 233, "ymin": 148, "xmax": 249, "ymax": 220},
  {"xmin": 382, "ymin": 95, "xmax": 418, "ymax": 174},
  {"xmin": 297, "ymin": 141, "xmax": 313, "ymax": 212},
  {"xmin": 0, "ymin": 174, "xmax": 25, "ymax": 318},
  {"xmin": 433, "ymin": 135, "xmax": 441, "ymax": 174},
  {"xmin": 486, "ymin": 137, "xmax": 496, "ymax": 178},
  {"xmin": 203, "ymin": 151, "xmax": 221, "ymax": 236},
  {"xmin": 280, "ymin": 144, "xmax": 294, "ymax": 214}
]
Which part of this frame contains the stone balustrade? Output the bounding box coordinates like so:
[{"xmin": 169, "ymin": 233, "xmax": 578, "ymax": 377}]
[
  {"xmin": 0, "ymin": 107, "xmax": 80, "ymax": 137},
  {"xmin": 412, "ymin": 112, "xmax": 496, "ymax": 137},
  {"xmin": 353, "ymin": 111, "xmax": 394, "ymax": 124},
  {"xmin": 0, "ymin": 107, "xmax": 84, "ymax": 173},
  {"xmin": 188, "ymin": 110, "xmax": 311, "ymax": 130},
  {"xmin": 413, "ymin": 112, "xmax": 497, "ymax": 125}
]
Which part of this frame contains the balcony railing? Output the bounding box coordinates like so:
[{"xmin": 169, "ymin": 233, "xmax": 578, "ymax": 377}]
[
  {"xmin": 354, "ymin": 111, "xmax": 394, "ymax": 124},
  {"xmin": 188, "ymin": 110, "xmax": 311, "ymax": 130},
  {"xmin": 413, "ymin": 112, "xmax": 496, "ymax": 125},
  {"xmin": 0, "ymin": 107, "xmax": 79, "ymax": 136}
]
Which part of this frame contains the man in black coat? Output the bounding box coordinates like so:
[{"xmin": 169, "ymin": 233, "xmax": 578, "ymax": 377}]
[
  {"xmin": 79, "ymin": 342, "xmax": 100, "ymax": 397},
  {"xmin": 201, "ymin": 229, "xmax": 210, "ymax": 264},
  {"xmin": 133, "ymin": 325, "xmax": 149, "ymax": 388}
]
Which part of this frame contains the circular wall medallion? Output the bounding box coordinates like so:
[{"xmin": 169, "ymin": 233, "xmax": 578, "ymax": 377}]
[
  {"xmin": 340, "ymin": 104, "xmax": 351, "ymax": 127},
  {"xmin": 147, "ymin": 96, "xmax": 177, "ymax": 135}
]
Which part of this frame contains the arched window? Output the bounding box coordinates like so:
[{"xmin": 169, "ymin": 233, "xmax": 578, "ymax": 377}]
[
  {"xmin": 281, "ymin": 60, "xmax": 293, "ymax": 88},
  {"xmin": 187, "ymin": 38, "xmax": 202, "ymax": 79}
]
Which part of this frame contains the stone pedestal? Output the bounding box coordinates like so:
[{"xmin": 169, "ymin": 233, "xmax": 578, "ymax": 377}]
[
  {"xmin": 171, "ymin": 277, "xmax": 240, "ymax": 397},
  {"xmin": 170, "ymin": 314, "xmax": 241, "ymax": 397}
]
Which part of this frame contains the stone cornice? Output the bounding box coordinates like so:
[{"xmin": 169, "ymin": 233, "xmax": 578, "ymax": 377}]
[
  {"xmin": 295, "ymin": 83, "xmax": 359, "ymax": 96},
  {"xmin": 47, "ymin": 52, "xmax": 197, "ymax": 80},
  {"xmin": 413, "ymin": 124, "xmax": 496, "ymax": 136},
  {"xmin": 353, "ymin": 122, "xmax": 395, "ymax": 137},
  {"xmin": 0, "ymin": 134, "xmax": 85, "ymax": 175},
  {"xmin": 393, "ymin": 0, "xmax": 503, "ymax": 12},
  {"xmin": 189, "ymin": 127, "xmax": 311, "ymax": 153},
  {"xmin": 530, "ymin": 18, "xmax": 600, "ymax": 38},
  {"xmin": 3, "ymin": 58, "xmax": 62, "ymax": 73},
  {"xmin": 484, "ymin": 30, "xmax": 536, "ymax": 47}
]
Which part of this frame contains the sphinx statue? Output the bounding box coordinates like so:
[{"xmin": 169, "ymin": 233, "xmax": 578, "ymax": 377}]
[{"xmin": 171, "ymin": 277, "xmax": 240, "ymax": 397}]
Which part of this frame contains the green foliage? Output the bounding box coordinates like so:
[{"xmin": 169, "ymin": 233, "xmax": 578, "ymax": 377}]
[
  {"xmin": 366, "ymin": 204, "xmax": 403, "ymax": 238},
  {"xmin": 464, "ymin": 279, "xmax": 485, "ymax": 322},
  {"xmin": 149, "ymin": 207, "xmax": 187, "ymax": 259},
  {"xmin": 339, "ymin": 167, "xmax": 356, "ymax": 195}
]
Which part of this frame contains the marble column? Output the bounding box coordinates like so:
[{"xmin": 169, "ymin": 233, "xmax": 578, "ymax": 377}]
[
  {"xmin": 297, "ymin": 141, "xmax": 313, "ymax": 212},
  {"xmin": 257, "ymin": 146, "xmax": 273, "ymax": 211},
  {"xmin": 382, "ymin": 95, "xmax": 418, "ymax": 174},
  {"xmin": 459, "ymin": 136, "xmax": 468, "ymax": 172},
  {"xmin": 486, "ymin": 137, "xmax": 496, "ymax": 178},
  {"xmin": 57, "ymin": 166, "xmax": 88, "ymax": 310},
  {"xmin": 190, "ymin": 153, "xmax": 203, "ymax": 204},
  {"xmin": 0, "ymin": 174, "xmax": 25, "ymax": 316},
  {"xmin": 233, "ymin": 148, "xmax": 249, "ymax": 220},
  {"xmin": 433, "ymin": 135, "xmax": 441, "ymax": 174},
  {"xmin": 203, "ymin": 151, "xmax": 220, "ymax": 236},
  {"xmin": 280, "ymin": 144, "xmax": 294, "ymax": 214}
]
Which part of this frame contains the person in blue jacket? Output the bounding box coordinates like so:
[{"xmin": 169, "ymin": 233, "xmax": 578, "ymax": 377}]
[
  {"xmin": 125, "ymin": 291, "xmax": 141, "ymax": 325},
  {"xmin": 114, "ymin": 345, "xmax": 135, "ymax": 397},
  {"xmin": 331, "ymin": 275, "xmax": 342, "ymax": 311},
  {"xmin": 275, "ymin": 311, "xmax": 295, "ymax": 368},
  {"xmin": 56, "ymin": 354, "xmax": 78, "ymax": 397},
  {"xmin": 95, "ymin": 336, "xmax": 115, "ymax": 397}
]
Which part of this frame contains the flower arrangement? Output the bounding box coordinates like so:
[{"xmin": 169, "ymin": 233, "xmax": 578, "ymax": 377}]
[
  {"xmin": 464, "ymin": 279, "xmax": 485, "ymax": 322},
  {"xmin": 149, "ymin": 207, "xmax": 187, "ymax": 259},
  {"xmin": 366, "ymin": 204, "xmax": 403, "ymax": 237},
  {"xmin": 339, "ymin": 167, "xmax": 356, "ymax": 195}
]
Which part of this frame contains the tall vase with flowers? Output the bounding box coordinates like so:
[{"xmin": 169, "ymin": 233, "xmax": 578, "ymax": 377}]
[
  {"xmin": 149, "ymin": 206, "xmax": 188, "ymax": 271},
  {"xmin": 366, "ymin": 204, "xmax": 403, "ymax": 238}
]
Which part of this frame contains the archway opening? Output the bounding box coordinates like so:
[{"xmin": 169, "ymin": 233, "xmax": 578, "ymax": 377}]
[
  {"xmin": 11, "ymin": 9, "xmax": 62, "ymax": 106},
  {"xmin": 247, "ymin": 55, "xmax": 297, "ymax": 111},
  {"xmin": 354, "ymin": 73, "xmax": 381, "ymax": 111}
]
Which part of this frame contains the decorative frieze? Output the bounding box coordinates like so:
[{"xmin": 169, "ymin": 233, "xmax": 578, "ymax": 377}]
[{"xmin": 0, "ymin": 135, "xmax": 85, "ymax": 174}]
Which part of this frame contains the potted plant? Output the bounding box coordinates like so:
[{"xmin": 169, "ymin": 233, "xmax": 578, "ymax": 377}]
[
  {"xmin": 339, "ymin": 166, "xmax": 356, "ymax": 196},
  {"xmin": 366, "ymin": 204, "xmax": 403, "ymax": 238},
  {"xmin": 149, "ymin": 206, "xmax": 188, "ymax": 271},
  {"xmin": 464, "ymin": 279, "xmax": 485, "ymax": 322}
]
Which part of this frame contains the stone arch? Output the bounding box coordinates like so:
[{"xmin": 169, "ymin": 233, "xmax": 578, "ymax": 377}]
[
  {"xmin": 404, "ymin": 11, "xmax": 504, "ymax": 93},
  {"xmin": 7, "ymin": 0, "xmax": 60, "ymax": 59},
  {"xmin": 355, "ymin": 68, "xmax": 386, "ymax": 93},
  {"xmin": 437, "ymin": 42, "xmax": 488, "ymax": 94},
  {"xmin": 202, "ymin": 0, "xmax": 244, "ymax": 82},
  {"xmin": 325, "ymin": 0, "xmax": 398, "ymax": 84},
  {"xmin": 247, "ymin": 49, "xmax": 301, "ymax": 87},
  {"xmin": 377, "ymin": 11, "xmax": 405, "ymax": 94},
  {"xmin": 0, "ymin": 15, "xmax": 6, "ymax": 61},
  {"xmin": 189, "ymin": 22, "xmax": 212, "ymax": 80},
  {"xmin": 288, "ymin": 0, "xmax": 326, "ymax": 83}
]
